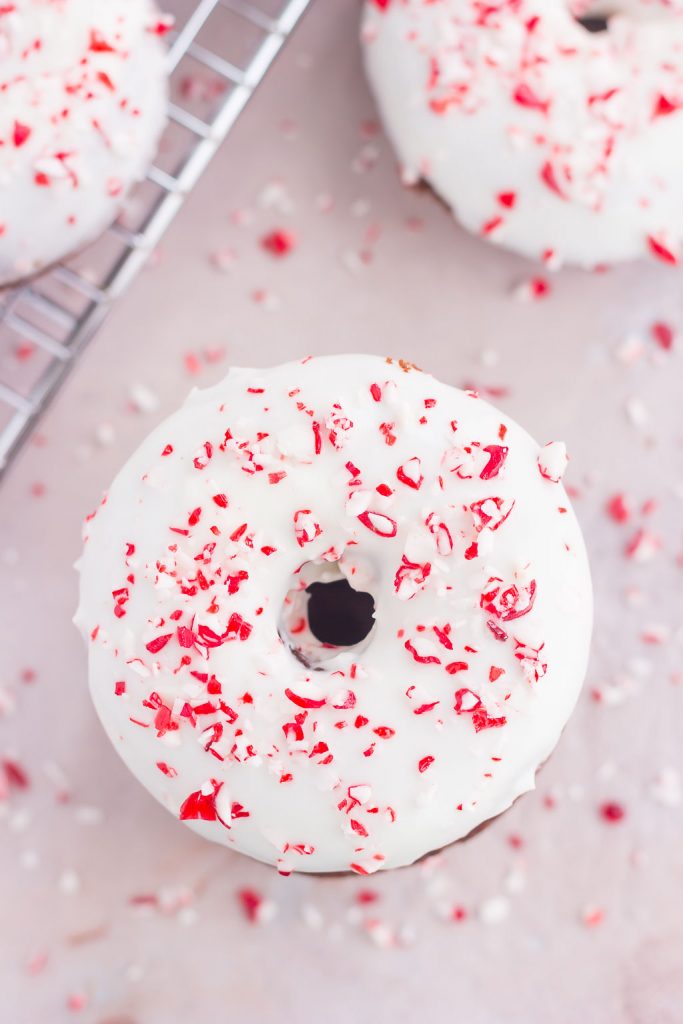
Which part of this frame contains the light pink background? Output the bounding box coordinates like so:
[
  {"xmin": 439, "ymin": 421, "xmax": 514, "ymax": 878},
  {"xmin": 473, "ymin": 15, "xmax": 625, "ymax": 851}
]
[{"xmin": 2, "ymin": 2, "xmax": 683, "ymax": 1022}]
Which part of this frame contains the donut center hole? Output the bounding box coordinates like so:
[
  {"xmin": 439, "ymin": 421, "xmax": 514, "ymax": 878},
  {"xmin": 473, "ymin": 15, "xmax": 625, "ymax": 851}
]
[
  {"xmin": 306, "ymin": 579, "xmax": 375, "ymax": 647},
  {"xmin": 574, "ymin": 5, "xmax": 611, "ymax": 33},
  {"xmin": 280, "ymin": 563, "xmax": 376, "ymax": 668},
  {"xmin": 576, "ymin": 14, "xmax": 609, "ymax": 31}
]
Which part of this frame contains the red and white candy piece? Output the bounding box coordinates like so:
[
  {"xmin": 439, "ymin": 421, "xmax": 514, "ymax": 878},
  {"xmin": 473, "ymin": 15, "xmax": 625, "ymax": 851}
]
[{"xmin": 537, "ymin": 442, "xmax": 568, "ymax": 483}]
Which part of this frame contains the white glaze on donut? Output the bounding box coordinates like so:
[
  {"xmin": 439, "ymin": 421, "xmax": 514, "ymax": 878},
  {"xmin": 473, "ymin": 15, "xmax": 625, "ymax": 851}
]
[
  {"xmin": 362, "ymin": 0, "xmax": 683, "ymax": 268},
  {"xmin": 0, "ymin": 0, "xmax": 169, "ymax": 286},
  {"xmin": 76, "ymin": 356, "xmax": 592, "ymax": 874}
]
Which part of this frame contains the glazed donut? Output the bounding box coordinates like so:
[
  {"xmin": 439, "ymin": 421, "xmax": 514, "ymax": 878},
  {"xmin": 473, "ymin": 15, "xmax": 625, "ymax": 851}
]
[
  {"xmin": 362, "ymin": 0, "xmax": 683, "ymax": 268},
  {"xmin": 0, "ymin": 0, "xmax": 169, "ymax": 287},
  {"xmin": 76, "ymin": 356, "xmax": 592, "ymax": 874}
]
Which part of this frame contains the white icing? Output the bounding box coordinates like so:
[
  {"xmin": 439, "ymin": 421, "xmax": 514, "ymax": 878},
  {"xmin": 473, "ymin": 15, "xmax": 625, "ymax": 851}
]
[
  {"xmin": 362, "ymin": 0, "xmax": 683, "ymax": 267},
  {"xmin": 77, "ymin": 356, "xmax": 593, "ymax": 873},
  {"xmin": 0, "ymin": 0, "xmax": 168, "ymax": 286}
]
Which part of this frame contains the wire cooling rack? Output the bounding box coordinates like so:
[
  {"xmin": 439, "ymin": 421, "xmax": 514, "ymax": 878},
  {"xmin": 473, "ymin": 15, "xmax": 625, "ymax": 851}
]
[{"xmin": 0, "ymin": 0, "xmax": 311, "ymax": 477}]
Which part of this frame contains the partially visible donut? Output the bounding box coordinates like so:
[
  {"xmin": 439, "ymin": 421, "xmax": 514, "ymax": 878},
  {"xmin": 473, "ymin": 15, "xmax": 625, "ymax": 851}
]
[
  {"xmin": 362, "ymin": 0, "xmax": 683, "ymax": 268},
  {"xmin": 0, "ymin": 0, "xmax": 169, "ymax": 287},
  {"xmin": 76, "ymin": 356, "xmax": 593, "ymax": 874}
]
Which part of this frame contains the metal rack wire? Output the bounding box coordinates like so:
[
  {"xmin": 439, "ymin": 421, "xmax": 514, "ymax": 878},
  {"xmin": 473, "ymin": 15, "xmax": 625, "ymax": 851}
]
[{"xmin": 0, "ymin": 0, "xmax": 311, "ymax": 477}]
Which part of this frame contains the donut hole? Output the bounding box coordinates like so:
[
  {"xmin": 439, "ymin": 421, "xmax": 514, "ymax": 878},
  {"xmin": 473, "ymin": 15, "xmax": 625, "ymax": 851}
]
[
  {"xmin": 307, "ymin": 579, "xmax": 375, "ymax": 647},
  {"xmin": 280, "ymin": 563, "xmax": 376, "ymax": 668},
  {"xmin": 574, "ymin": 12, "xmax": 610, "ymax": 32}
]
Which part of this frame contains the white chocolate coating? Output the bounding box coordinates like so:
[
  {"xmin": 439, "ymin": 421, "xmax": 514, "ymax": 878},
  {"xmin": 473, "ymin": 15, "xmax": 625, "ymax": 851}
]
[
  {"xmin": 362, "ymin": 0, "xmax": 683, "ymax": 268},
  {"xmin": 0, "ymin": 0, "xmax": 169, "ymax": 286},
  {"xmin": 76, "ymin": 356, "xmax": 592, "ymax": 874}
]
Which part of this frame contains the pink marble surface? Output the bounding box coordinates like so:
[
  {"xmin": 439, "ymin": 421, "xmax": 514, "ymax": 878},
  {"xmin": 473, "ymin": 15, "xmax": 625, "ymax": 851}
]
[{"xmin": 2, "ymin": 2, "xmax": 683, "ymax": 1022}]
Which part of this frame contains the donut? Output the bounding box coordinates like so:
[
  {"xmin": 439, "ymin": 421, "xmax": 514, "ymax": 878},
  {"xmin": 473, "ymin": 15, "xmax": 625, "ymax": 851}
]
[
  {"xmin": 76, "ymin": 356, "xmax": 592, "ymax": 874},
  {"xmin": 362, "ymin": 0, "xmax": 683, "ymax": 268},
  {"xmin": 0, "ymin": 0, "xmax": 169, "ymax": 287}
]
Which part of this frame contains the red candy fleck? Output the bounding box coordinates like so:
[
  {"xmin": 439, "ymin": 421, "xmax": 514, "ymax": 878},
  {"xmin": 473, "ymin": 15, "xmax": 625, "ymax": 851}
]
[
  {"xmin": 178, "ymin": 781, "xmax": 222, "ymax": 822},
  {"xmin": 606, "ymin": 493, "xmax": 630, "ymax": 524},
  {"xmin": 426, "ymin": 512, "xmax": 453, "ymax": 555},
  {"xmin": 394, "ymin": 555, "xmax": 431, "ymax": 598},
  {"xmin": 379, "ymin": 422, "xmax": 397, "ymax": 446},
  {"xmin": 226, "ymin": 570, "xmax": 249, "ymax": 595},
  {"xmin": 237, "ymin": 888, "xmax": 264, "ymax": 923},
  {"xmin": 261, "ymin": 228, "xmax": 296, "ymax": 257},
  {"xmin": 479, "ymin": 445, "xmax": 508, "ymax": 480},
  {"xmin": 357, "ymin": 510, "xmax": 397, "ymax": 538},
  {"xmin": 540, "ymin": 160, "xmax": 566, "ymax": 199},
  {"xmin": 177, "ymin": 626, "xmax": 196, "ymax": 648},
  {"xmin": 464, "ymin": 541, "xmax": 478, "ymax": 560},
  {"xmin": 284, "ymin": 688, "xmax": 326, "ymax": 710},
  {"xmin": 480, "ymin": 577, "xmax": 537, "ymax": 621},
  {"xmin": 471, "ymin": 707, "xmax": 507, "ymax": 732},
  {"xmin": 600, "ymin": 801, "xmax": 626, "ymax": 824},
  {"xmin": 647, "ymin": 234, "xmax": 679, "ymax": 265},
  {"xmin": 418, "ymin": 756, "xmax": 434, "ymax": 773},
  {"xmin": 625, "ymin": 527, "xmax": 661, "ymax": 562},
  {"xmin": 445, "ymin": 661, "xmax": 468, "ymax": 675},
  {"xmin": 3, "ymin": 758, "xmax": 29, "ymax": 790},
  {"xmin": 414, "ymin": 701, "xmax": 440, "ymax": 715},
  {"xmin": 470, "ymin": 496, "xmax": 514, "ymax": 533},
  {"xmin": 13, "ymin": 121, "xmax": 31, "ymax": 147},
  {"xmin": 583, "ymin": 907, "xmax": 605, "ymax": 928},
  {"xmin": 405, "ymin": 639, "xmax": 440, "ymax": 665},
  {"xmin": 513, "ymin": 82, "xmax": 549, "ymax": 114},
  {"xmin": 651, "ymin": 321, "xmax": 675, "ymax": 351},
  {"xmin": 454, "ymin": 689, "xmax": 507, "ymax": 732},
  {"xmin": 294, "ymin": 509, "xmax": 322, "ymax": 547},
  {"xmin": 653, "ymin": 94, "xmax": 680, "ymax": 118},
  {"xmin": 481, "ymin": 215, "xmax": 503, "ymax": 236},
  {"xmin": 193, "ymin": 441, "xmax": 213, "ymax": 470},
  {"xmin": 396, "ymin": 457, "xmax": 423, "ymax": 490},
  {"xmin": 89, "ymin": 29, "xmax": 115, "ymax": 52},
  {"xmin": 145, "ymin": 633, "xmax": 172, "ymax": 654},
  {"xmin": 148, "ymin": 15, "xmax": 174, "ymax": 35},
  {"xmin": 454, "ymin": 689, "xmax": 481, "ymax": 713}
]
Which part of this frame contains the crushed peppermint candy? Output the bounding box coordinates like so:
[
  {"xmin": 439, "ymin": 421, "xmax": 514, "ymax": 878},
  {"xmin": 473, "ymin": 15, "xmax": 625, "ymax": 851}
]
[{"xmin": 537, "ymin": 442, "xmax": 568, "ymax": 484}]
